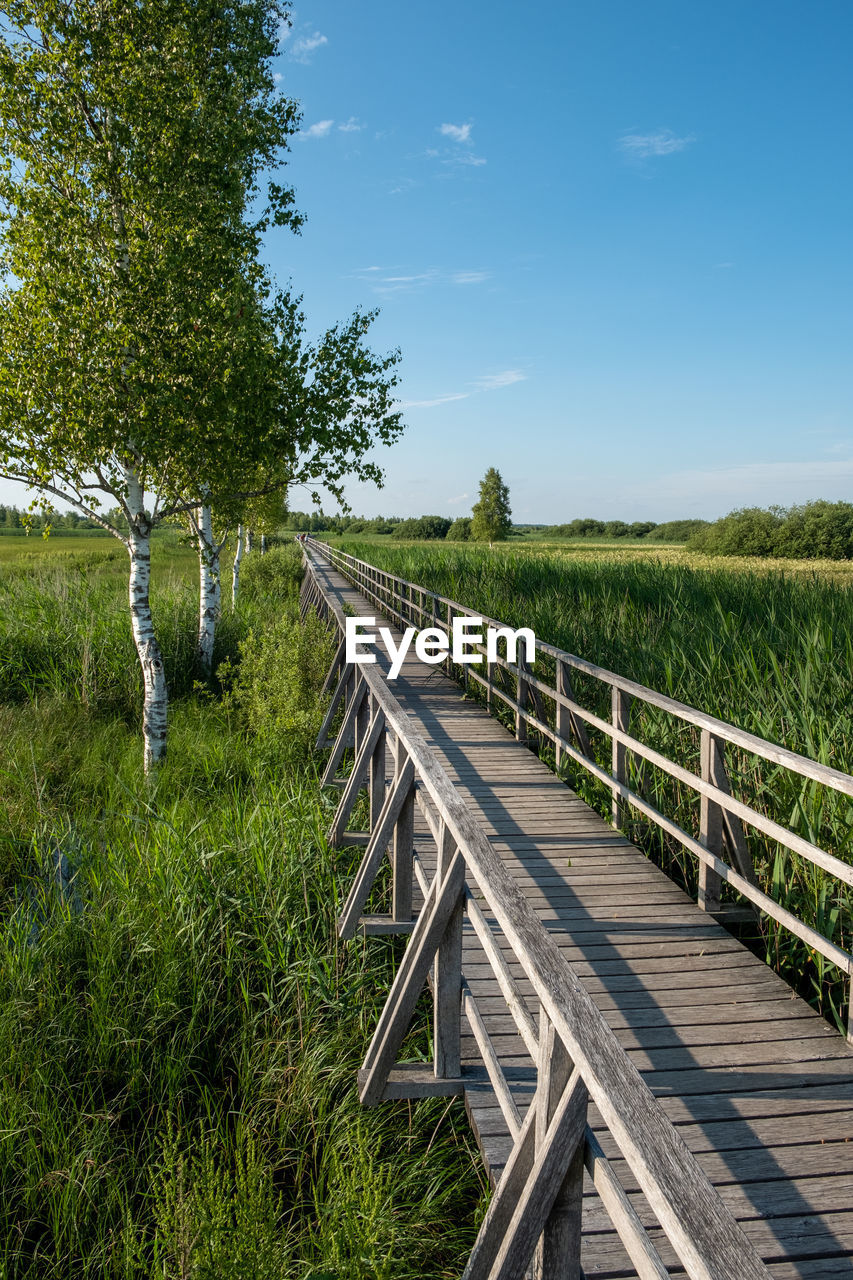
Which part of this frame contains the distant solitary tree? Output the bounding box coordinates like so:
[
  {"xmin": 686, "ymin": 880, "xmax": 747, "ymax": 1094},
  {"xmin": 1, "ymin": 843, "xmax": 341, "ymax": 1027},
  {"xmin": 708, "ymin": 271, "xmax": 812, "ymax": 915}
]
[{"xmin": 471, "ymin": 468, "xmax": 512, "ymax": 543}]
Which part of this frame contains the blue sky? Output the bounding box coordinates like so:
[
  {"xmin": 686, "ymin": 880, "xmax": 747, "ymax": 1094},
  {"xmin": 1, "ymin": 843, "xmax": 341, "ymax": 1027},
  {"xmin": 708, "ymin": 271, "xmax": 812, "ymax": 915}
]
[
  {"xmin": 266, "ymin": 0, "xmax": 852, "ymax": 522},
  {"xmin": 3, "ymin": 1, "xmax": 850, "ymax": 523}
]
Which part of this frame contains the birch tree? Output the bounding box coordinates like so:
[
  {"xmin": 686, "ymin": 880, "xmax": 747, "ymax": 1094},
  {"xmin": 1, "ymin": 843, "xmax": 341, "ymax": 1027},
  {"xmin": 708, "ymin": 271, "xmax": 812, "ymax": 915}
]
[{"xmin": 0, "ymin": 0, "xmax": 300, "ymax": 769}]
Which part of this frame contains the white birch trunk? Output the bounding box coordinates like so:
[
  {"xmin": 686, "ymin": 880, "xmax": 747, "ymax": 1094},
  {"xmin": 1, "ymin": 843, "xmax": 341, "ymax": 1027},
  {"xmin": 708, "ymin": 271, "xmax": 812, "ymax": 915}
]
[
  {"xmin": 232, "ymin": 524, "xmax": 246, "ymax": 609},
  {"xmin": 126, "ymin": 475, "xmax": 167, "ymax": 772},
  {"xmin": 196, "ymin": 503, "xmax": 221, "ymax": 676},
  {"xmin": 246, "ymin": 528, "xmax": 255, "ymax": 554},
  {"xmin": 260, "ymin": 532, "xmax": 267, "ymax": 555}
]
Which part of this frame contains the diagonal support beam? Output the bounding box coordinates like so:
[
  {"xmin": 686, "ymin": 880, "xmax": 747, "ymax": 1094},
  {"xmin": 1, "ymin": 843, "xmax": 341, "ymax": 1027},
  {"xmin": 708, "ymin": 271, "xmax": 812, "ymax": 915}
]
[
  {"xmin": 463, "ymin": 1069, "xmax": 588, "ymax": 1280},
  {"xmin": 315, "ymin": 661, "xmax": 350, "ymax": 752},
  {"xmin": 338, "ymin": 757, "xmax": 416, "ymax": 940},
  {"xmin": 321, "ymin": 676, "xmax": 366, "ymax": 786},
  {"xmin": 329, "ymin": 706, "xmax": 386, "ymax": 846},
  {"xmin": 359, "ymin": 848, "xmax": 466, "ymax": 1106},
  {"xmin": 321, "ymin": 636, "xmax": 346, "ymax": 696}
]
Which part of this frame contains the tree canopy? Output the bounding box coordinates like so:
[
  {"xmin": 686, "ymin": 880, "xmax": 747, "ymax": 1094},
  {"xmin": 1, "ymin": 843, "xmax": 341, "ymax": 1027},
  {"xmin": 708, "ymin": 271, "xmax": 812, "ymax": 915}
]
[{"xmin": 471, "ymin": 467, "xmax": 512, "ymax": 542}]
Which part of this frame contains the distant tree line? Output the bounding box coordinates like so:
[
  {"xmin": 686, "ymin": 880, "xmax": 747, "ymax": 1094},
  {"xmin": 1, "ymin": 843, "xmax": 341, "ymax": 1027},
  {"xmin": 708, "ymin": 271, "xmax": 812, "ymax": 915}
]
[
  {"xmin": 282, "ymin": 510, "xmax": 710, "ymax": 544},
  {"xmin": 0, "ymin": 504, "xmax": 106, "ymax": 533},
  {"xmin": 687, "ymin": 502, "xmax": 853, "ymax": 559}
]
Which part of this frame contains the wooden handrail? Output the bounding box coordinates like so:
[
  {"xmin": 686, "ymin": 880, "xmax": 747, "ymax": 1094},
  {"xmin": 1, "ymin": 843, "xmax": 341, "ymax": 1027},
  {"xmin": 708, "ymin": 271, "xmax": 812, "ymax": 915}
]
[
  {"xmin": 304, "ymin": 536, "xmax": 853, "ymax": 1038},
  {"xmin": 300, "ymin": 555, "xmax": 772, "ymax": 1280}
]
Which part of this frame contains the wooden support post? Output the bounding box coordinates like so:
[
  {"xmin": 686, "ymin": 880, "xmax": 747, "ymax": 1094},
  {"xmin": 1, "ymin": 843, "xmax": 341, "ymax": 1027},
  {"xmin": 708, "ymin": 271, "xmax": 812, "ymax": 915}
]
[
  {"xmin": 698, "ymin": 728, "xmax": 723, "ymax": 914},
  {"xmin": 355, "ymin": 684, "xmax": 370, "ymax": 757},
  {"xmin": 369, "ymin": 701, "xmax": 386, "ymax": 831},
  {"xmin": 434, "ymin": 822, "xmax": 463, "ymax": 1079},
  {"xmin": 320, "ymin": 676, "xmax": 366, "ymax": 786},
  {"xmin": 611, "ymin": 688, "xmax": 631, "ymax": 829},
  {"xmin": 556, "ymin": 661, "xmax": 593, "ymax": 767},
  {"xmin": 516, "ymin": 656, "xmax": 529, "ymax": 744},
  {"xmin": 360, "ymin": 849, "xmax": 466, "ymax": 1105},
  {"xmin": 533, "ymin": 1014, "xmax": 584, "ymax": 1280},
  {"xmin": 338, "ymin": 757, "xmax": 416, "ymax": 939},
  {"xmin": 392, "ymin": 754, "xmax": 415, "ymax": 923},
  {"xmin": 462, "ymin": 1068, "xmax": 588, "ymax": 1280}
]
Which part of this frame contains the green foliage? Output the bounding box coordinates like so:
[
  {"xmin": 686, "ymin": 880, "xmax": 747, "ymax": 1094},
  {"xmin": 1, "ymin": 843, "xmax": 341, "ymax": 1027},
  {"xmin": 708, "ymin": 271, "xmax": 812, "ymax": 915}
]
[
  {"xmin": 470, "ymin": 468, "xmax": 512, "ymax": 543},
  {"xmin": 0, "ymin": 551, "xmax": 483, "ymax": 1277},
  {"xmin": 446, "ymin": 517, "xmax": 472, "ymax": 541},
  {"xmin": 0, "ymin": 0, "xmax": 300, "ymax": 521},
  {"xmin": 225, "ymin": 607, "xmax": 336, "ymax": 759},
  {"xmin": 393, "ymin": 515, "xmax": 451, "ymax": 540},
  {"xmin": 643, "ymin": 519, "xmax": 708, "ymax": 542},
  {"xmin": 689, "ymin": 502, "xmax": 853, "ymax": 560},
  {"xmin": 239, "ymin": 543, "xmax": 304, "ymax": 602}
]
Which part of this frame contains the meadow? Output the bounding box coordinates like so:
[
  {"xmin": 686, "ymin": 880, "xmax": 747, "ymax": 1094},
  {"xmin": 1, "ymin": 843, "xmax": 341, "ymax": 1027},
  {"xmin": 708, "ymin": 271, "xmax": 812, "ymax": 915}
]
[
  {"xmin": 0, "ymin": 540, "xmax": 484, "ymax": 1279},
  {"xmin": 335, "ymin": 538, "xmax": 853, "ymax": 1029}
]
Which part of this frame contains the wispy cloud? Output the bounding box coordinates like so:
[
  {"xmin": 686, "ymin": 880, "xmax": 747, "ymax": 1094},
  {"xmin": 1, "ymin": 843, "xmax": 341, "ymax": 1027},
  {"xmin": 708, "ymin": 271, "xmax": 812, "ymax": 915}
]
[
  {"xmin": 401, "ymin": 393, "xmax": 470, "ymax": 410},
  {"xmin": 447, "ymin": 492, "xmax": 469, "ymax": 505},
  {"xmin": 352, "ymin": 265, "xmax": 489, "ymax": 295},
  {"xmin": 440, "ymin": 122, "xmax": 472, "ymax": 143},
  {"xmin": 474, "ymin": 370, "xmax": 526, "ymax": 390},
  {"xmin": 300, "ymin": 119, "xmax": 334, "ymax": 140},
  {"xmin": 643, "ymin": 457, "xmax": 853, "ymax": 512},
  {"xmin": 433, "ymin": 121, "xmax": 486, "ymax": 168},
  {"xmin": 452, "ymin": 270, "xmax": 490, "ymax": 285},
  {"xmin": 402, "ymin": 369, "xmax": 527, "ymax": 412},
  {"xmin": 619, "ymin": 128, "xmax": 695, "ymax": 158},
  {"xmin": 338, "ymin": 117, "xmax": 364, "ymax": 133},
  {"xmin": 291, "ymin": 31, "xmax": 328, "ymax": 62}
]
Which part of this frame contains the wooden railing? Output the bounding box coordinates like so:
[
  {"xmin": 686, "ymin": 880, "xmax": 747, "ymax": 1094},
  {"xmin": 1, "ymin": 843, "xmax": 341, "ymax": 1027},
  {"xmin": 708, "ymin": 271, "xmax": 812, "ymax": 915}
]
[
  {"xmin": 303, "ymin": 536, "xmax": 853, "ymax": 1043},
  {"xmin": 300, "ymin": 557, "xmax": 772, "ymax": 1280}
]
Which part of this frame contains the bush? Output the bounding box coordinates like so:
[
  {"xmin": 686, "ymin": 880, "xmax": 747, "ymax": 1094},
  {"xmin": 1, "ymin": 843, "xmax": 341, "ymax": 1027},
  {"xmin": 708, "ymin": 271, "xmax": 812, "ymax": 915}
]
[
  {"xmin": 226, "ymin": 608, "xmax": 336, "ymax": 759},
  {"xmin": 393, "ymin": 516, "xmax": 452, "ymax": 540},
  {"xmin": 239, "ymin": 544, "xmax": 304, "ymax": 601},
  {"xmin": 687, "ymin": 503, "xmax": 853, "ymax": 559},
  {"xmin": 446, "ymin": 517, "xmax": 472, "ymax": 541},
  {"xmin": 646, "ymin": 519, "xmax": 709, "ymax": 543}
]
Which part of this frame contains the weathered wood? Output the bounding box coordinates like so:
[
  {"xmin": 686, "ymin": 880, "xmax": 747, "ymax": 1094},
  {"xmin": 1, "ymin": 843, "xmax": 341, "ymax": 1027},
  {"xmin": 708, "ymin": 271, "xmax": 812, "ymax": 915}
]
[
  {"xmin": 434, "ymin": 822, "xmax": 463, "ymax": 1078},
  {"xmin": 338, "ymin": 757, "xmax": 416, "ymax": 939},
  {"xmin": 611, "ymin": 688, "xmax": 631, "ymax": 830},
  {"xmin": 359, "ymin": 849, "xmax": 465, "ymax": 1106},
  {"xmin": 320, "ymin": 674, "xmax": 366, "ymax": 785},
  {"xmin": 698, "ymin": 728, "xmax": 723, "ymax": 913},
  {"xmin": 533, "ymin": 1013, "xmax": 583, "ymax": 1280},
  {"xmin": 392, "ymin": 759, "xmax": 415, "ymax": 923},
  {"xmin": 329, "ymin": 705, "xmax": 385, "ymax": 846},
  {"xmin": 462, "ymin": 984, "xmax": 522, "ymax": 1138},
  {"xmin": 358, "ymin": 1062, "xmax": 466, "ymax": 1099}
]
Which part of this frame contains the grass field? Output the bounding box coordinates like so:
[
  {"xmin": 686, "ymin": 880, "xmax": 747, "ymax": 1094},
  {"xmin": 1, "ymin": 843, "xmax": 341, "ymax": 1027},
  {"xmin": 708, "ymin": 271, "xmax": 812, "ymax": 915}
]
[
  {"xmin": 335, "ymin": 537, "xmax": 853, "ymax": 1030},
  {"xmin": 0, "ymin": 541, "xmax": 484, "ymax": 1278}
]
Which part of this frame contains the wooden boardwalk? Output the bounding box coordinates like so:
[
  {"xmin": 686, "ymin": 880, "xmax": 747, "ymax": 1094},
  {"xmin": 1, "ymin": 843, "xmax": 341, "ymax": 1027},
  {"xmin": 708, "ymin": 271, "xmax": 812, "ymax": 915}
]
[{"xmin": 305, "ymin": 546, "xmax": 853, "ymax": 1279}]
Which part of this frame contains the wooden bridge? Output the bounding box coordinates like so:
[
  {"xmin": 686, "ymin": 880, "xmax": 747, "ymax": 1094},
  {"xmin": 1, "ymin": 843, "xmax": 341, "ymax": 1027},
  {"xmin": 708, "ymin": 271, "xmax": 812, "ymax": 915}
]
[{"xmin": 300, "ymin": 538, "xmax": 853, "ymax": 1280}]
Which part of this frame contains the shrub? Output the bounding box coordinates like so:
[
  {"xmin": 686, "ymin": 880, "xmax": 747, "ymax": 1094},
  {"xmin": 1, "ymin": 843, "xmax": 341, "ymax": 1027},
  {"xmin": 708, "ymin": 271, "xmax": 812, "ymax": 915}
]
[
  {"xmin": 240, "ymin": 544, "xmax": 304, "ymax": 601},
  {"xmin": 226, "ymin": 608, "xmax": 335, "ymax": 759},
  {"xmin": 393, "ymin": 516, "xmax": 452, "ymax": 540},
  {"xmin": 446, "ymin": 517, "xmax": 472, "ymax": 541},
  {"xmin": 646, "ymin": 519, "xmax": 709, "ymax": 543}
]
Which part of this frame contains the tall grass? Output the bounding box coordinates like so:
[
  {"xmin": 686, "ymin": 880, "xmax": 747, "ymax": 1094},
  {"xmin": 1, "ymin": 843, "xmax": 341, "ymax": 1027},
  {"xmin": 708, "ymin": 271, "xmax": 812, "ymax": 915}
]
[
  {"xmin": 337, "ymin": 540, "xmax": 853, "ymax": 1028},
  {"xmin": 0, "ymin": 544, "xmax": 484, "ymax": 1278}
]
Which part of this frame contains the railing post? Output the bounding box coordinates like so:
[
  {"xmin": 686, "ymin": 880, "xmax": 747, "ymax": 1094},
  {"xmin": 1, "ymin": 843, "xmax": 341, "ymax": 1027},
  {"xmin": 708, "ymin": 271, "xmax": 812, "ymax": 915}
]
[
  {"xmin": 355, "ymin": 683, "xmax": 370, "ymax": 757},
  {"xmin": 516, "ymin": 656, "xmax": 529, "ymax": 744},
  {"xmin": 611, "ymin": 688, "xmax": 631, "ymax": 829},
  {"xmin": 698, "ymin": 728, "xmax": 724, "ymax": 913},
  {"xmin": 433, "ymin": 822, "xmax": 463, "ymax": 1078},
  {"xmin": 392, "ymin": 737, "xmax": 414, "ymax": 922},
  {"xmin": 533, "ymin": 1011, "xmax": 586, "ymax": 1280},
  {"xmin": 369, "ymin": 696, "xmax": 386, "ymax": 830}
]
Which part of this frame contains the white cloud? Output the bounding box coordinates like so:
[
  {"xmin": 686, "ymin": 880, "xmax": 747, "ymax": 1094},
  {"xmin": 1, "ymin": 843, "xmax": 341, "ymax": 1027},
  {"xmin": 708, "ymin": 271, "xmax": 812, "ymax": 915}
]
[
  {"xmin": 474, "ymin": 370, "xmax": 526, "ymax": 390},
  {"xmin": 401, "ymin": 393, "xmax": 470, "ymax": 409},
  {"xmin": 456, "ymin": 153, "xmax": 486, "ymax": 166},
  {"xmin": 339, "ymin": 117, "xmax": 364, "ymax": 133},
  {"xmin": 447, "ymin": 492, "xmax": 469, "ymax": 505},
  {"xmin": 300, "ymin": 119, "xmax": 334, "ymax": 140},
  {"xmin": 452, "ymin": 271, "xmax": 490, "ymax": 285},
  {"xmin": 291, "ymin": 31, "xmax": 328, "ymax": 62},
  {"xmin": 440, "ymin": 122, "xmax": 472, "ymax": 143},
  {"xmin": 619, "ymin": 128, "xmax": 695, "ymax": 158}
]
